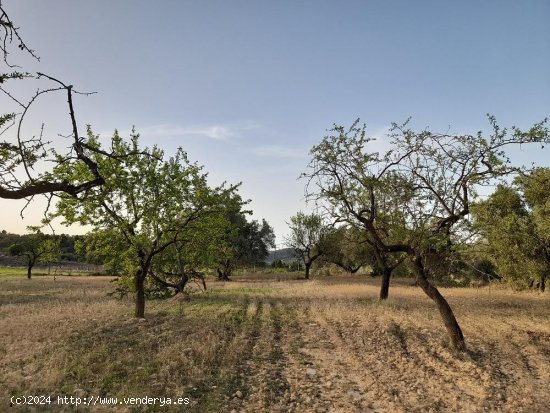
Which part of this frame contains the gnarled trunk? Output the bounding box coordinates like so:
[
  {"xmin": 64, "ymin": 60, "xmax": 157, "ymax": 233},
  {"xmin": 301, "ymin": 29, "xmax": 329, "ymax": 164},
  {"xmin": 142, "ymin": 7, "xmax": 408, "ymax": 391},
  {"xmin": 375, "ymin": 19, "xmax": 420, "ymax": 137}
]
[
  {"xmin": 379, "ymin": 266, "xmax": 391, "ymax": 300},
  {"xmin": 540, "ymin": 274, "xmax": 546, "ymax": 292},
  {"xmin": 349, "ymin": 266, "xmax": 361, "ymax": 274},
  {"xmin": 135, "ymin": 269, "xmax": 145, "ymax": 318},
  {"xmin": 304, "ymin": 262, "xmax": 311, "ymax": 280},
  {"xmin": 412, "ymin": 255, "xmax": 466, "ymax": 351},
  {"xmin": 27, "ymin": 257, "xmax": 35, "ymax": 279},
  {"xmin": 373, "ymin": 247, "xmax": 393, "ymax": 300},
  {"xmin": 334, "ymin": 261, "xmax": 362, "ymax": 274}
]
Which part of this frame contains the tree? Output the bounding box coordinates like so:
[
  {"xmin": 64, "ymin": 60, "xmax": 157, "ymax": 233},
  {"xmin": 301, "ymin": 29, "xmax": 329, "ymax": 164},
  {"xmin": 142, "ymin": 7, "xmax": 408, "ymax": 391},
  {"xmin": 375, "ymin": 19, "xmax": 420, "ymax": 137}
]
[
  {"xmin": 472, "ymin": 169, "xmax": 550, "ymax": 292},
  {"xmin": 40, "ymin": 237, "xmax": 61, "ymax": 274},
  {"xmin": 8, "ymin": 230, "xmax": 60, "ymax": 279},
  {"xmin": 216, "ymin": 211, "xmax": 275, "ymax": 281},
  {"xmin": 52, "ymin": 128, "xmax": 241, "ymax": 318},
  {"xmin": 302, "ymin": 126, "xmax": 407, "ymax": 299},
  {"xmin": 518, "ymin": 168, "xmax": 550, "ymax": 291},
  {"xmin": 304, "ymin": 117, "xmax": 549, "ymax": 351},
  {"xmin": 285, "ymin": 212, "xmax": 328, "ymax": 279}
]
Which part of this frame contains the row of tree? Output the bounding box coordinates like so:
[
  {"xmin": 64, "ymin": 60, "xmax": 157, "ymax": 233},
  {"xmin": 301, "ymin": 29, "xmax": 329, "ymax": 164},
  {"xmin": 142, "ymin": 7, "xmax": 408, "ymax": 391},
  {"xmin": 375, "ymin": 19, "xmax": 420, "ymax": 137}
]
[{"xmin": 286, "ymin": 167, "xmax": 550, "ymax": 291}]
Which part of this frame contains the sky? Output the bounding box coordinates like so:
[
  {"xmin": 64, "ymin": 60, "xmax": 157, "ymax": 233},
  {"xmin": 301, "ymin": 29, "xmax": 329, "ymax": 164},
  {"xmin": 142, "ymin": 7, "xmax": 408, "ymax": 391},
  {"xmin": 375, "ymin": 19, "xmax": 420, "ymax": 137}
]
[{"xmin": 1, "ymin": 0, "xmax": 549, "ymax": 246}]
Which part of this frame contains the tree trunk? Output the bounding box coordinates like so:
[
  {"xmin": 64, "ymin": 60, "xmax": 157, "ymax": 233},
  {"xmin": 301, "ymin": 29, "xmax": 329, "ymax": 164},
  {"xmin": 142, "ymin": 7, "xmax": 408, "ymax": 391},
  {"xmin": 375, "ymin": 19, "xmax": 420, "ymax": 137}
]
[
  {"xmin": 540, "ymin": 274, "xmax": 546, "ymax": 292},
  {"xmin": 217, "ymin": 268, "xmax": 230, "ymax": 281},
  {"xmin": 304, "ymin": 262, "xmax": 311, "ymax": 280},
  {"xmin": 27, "ymin": 258, "xmax": 35, "ymax": 279},
  {"xmin": 135, "ymin": 270, "xmax": 145, "ymax": 318},
  {"xmin": 379, "ymin": 266, "xmax": 391, "ymax": 300},
  {"xmin": 175, "ymin": 274, "xmax": 189, "ymax": 294},
  {"xmin": 412, "ymin": 256, "xmax": 466, "ymax": 351}
]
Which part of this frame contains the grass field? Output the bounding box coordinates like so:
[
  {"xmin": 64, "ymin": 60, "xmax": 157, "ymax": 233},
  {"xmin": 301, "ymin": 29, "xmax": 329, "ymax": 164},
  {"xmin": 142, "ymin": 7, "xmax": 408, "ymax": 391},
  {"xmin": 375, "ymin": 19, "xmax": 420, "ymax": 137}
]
[{"xmin": 1, "ymin": 273, "xmax": 548, "ymax": 412}]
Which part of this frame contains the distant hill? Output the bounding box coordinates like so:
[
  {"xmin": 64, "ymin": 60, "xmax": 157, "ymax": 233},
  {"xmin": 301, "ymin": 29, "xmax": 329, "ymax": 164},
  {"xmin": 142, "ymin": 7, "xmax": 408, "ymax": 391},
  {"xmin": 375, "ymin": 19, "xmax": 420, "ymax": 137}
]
[{"xmin": 266, "ymin": 248, "xmax": 298, "ymax": 264}]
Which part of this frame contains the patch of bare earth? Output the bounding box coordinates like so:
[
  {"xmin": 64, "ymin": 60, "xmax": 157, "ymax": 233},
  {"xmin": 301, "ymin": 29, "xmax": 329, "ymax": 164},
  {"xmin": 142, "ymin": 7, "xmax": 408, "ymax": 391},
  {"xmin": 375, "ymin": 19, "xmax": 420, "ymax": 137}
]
[{"xmin": 227, "ymin": 277, "xmax": 549, "ymax": 413}]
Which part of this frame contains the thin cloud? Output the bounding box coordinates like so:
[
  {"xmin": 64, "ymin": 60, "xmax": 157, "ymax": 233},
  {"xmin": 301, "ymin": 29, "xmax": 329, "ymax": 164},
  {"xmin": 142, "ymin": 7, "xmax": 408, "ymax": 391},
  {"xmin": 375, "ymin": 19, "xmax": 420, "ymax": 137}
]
[
  {"xmin": 143, "ymin": 124, "xmax": 235, "ymax": 140},
  {"xmin": 99, "ymin": 121, "xmax": 261, "ymax": 141}
]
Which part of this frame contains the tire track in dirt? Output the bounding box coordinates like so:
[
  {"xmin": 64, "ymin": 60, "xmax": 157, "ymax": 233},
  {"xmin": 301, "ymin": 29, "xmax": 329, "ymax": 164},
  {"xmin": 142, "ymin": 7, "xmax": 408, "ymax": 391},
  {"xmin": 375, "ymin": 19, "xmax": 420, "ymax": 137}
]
[
  {"xmin": 266, "ymin": 301, "xmax": 292, "ymax": 407},
  {"xmin": 190, "ymin": 297, "xmax": 254, "ymax": 411},
  {"xmin": 223, "ymin": 298, "xmax": 263, "ymax": 412},
  {"xmin": 280, "ymin": 301, "xmax": 380, "ymax": 413},
  {"xmin": 238, "ymin": 300, "xmax": 294, "ymax": 412},
  {"xmin": 239, "ymin": 300, "xmax": 276, "ymax": 410}
]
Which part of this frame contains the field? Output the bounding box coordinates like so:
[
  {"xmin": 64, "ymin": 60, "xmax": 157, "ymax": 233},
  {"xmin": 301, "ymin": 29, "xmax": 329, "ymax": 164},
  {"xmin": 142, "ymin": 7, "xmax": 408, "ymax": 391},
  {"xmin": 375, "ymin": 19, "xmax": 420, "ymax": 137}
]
[{"xmin": 1, "ymin": 274, "xmax": 549, "ymax": 412}]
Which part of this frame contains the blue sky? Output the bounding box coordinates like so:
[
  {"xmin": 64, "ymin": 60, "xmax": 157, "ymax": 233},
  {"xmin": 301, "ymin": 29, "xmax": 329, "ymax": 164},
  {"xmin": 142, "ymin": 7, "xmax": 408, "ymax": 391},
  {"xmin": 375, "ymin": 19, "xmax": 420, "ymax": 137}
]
[{"xmin": 1, "ymin": 0, "xmax": 549, "ymax": 244}]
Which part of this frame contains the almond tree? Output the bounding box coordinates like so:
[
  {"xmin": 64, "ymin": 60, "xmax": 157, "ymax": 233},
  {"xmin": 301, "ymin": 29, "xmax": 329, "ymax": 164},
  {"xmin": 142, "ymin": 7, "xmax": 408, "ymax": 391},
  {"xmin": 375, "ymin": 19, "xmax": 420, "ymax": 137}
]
[
  {"xmin": 52, "ymin": 128, "xmax": 241, "ymax": 317},
  {"xmin": 285, "ymin": 212, "xmax": 328, "ymax": 279},
  {"xmin": 304, "ymin": 117, "xmax": 549, "ymax": 351},
  {"xmin": 8, "ymin": 230, "xmax": 60, "ymax": 279}
]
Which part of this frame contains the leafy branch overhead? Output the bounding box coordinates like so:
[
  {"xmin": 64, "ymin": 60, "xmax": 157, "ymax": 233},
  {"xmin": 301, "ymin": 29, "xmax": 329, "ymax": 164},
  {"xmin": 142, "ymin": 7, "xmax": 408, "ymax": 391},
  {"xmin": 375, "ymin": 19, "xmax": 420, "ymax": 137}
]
[{"xmin": 0, "ymin": 2, "xmax": 145, "ymax": 205}]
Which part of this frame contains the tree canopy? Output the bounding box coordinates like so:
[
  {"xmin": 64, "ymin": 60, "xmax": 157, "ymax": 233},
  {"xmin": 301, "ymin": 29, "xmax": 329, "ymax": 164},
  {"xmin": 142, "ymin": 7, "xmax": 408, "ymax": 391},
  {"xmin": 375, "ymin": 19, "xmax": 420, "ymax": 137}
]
[
  {"xmin": 303, "ymin": 117, "xmax": 550, "ymax": 350},
  {"xmin": 51, "ymin": 128, "xmax": 242, "ymax": 317},
  {"xmin": 285, "ymin": 212, "xmax": 328, "ymax": 279},
  {"xmin": 216, "ymin": 211, "xmax": 275, "ymax": 280},
  {"xmin": 472, "ymin": 168, "xmax": 550, "ymax": 291}
]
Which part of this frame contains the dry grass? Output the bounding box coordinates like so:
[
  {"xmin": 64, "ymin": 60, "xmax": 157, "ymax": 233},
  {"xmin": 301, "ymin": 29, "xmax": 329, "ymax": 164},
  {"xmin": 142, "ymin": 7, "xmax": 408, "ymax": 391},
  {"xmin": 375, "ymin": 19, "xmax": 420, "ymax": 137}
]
[{"xmin": 0, "ymin": 274, "xmax": 548, "ymax": 412}]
